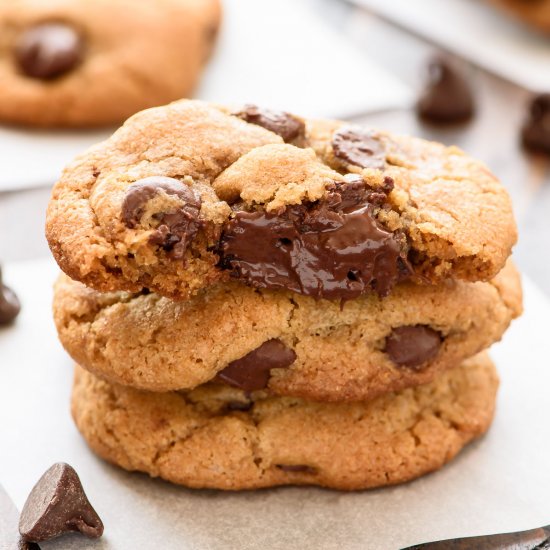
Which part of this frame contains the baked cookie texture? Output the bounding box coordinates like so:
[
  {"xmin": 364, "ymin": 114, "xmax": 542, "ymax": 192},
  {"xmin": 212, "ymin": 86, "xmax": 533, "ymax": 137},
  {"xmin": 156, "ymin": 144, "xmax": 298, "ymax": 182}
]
[
  {"xmin": 46, "ymin": 100, "xmax": 517, "ymax": 301},
  {"xmin": 71, "ymin": 353, "xmax": 498, "ymax": 491},
  {"xmin": 53, "ymin": 260, "xmax": 522, "ymax": 401},
  {"xmin": 0, "ymin": 0, "xmax": 221, "ymax": 127},
  {"xmin": 489, "ymin": 0, "xmax": 550, "ymax": 32}
]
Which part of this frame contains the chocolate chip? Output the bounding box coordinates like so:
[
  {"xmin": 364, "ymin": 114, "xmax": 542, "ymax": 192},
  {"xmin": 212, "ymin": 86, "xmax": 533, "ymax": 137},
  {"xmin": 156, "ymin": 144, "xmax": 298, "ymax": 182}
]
[
  {"xmin": 15, "ymin": 22, "xmax": 83, "ymax": 80},
  {"xmin": 332, "ymin": 126, "xmax": 386, "ymax": 170},
  {"xmin": 234, "ymin": 104, "xmax": 305, "ymax": 143},
  {"xmin": 276, "ymin": 465, "xmax": 317, "ymax": 474},
  {"xmin": 19, "ymin": 463, "xmax": 104, "ymax": 543},
  {"xmin": 216, "ymin": 339, "xmax": 297, "ymax": 391},
  {"xmin": 384, "ymin": 325, "xmax": 442, "ymax": 369},
  {"xmin": 417, "ymin": 57, "xmax": 475, "ymax": 124},
  {"xmin": 225, "ymin": 401, "xmax": 253, "ymax": 412},
  {"xmin": 122, "ymin": 176, "xmax": 201, "ymax": 260},
  {"xmin": 219, "ymin": 179, "xmax": 411, "ymax": 300},
  {"xmin": 0, "ymin": 484, "xmax": 39, "ymax": 550},
  {"xmin": 0, "ymin": 267, "xmax": 21, "ymax": 325},
  {"xmin": 521, "ymin": 94, "xmax": 550, "ymax": 156}
]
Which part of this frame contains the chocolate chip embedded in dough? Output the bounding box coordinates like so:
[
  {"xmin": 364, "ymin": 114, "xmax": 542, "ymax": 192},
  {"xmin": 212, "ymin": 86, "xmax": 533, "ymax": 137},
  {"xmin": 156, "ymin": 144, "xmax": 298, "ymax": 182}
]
[
  {"xmin": 19, "ymin": 462, "xmax": 104, "ymax": 543},
  {"xmin": 219, "ymin": 179, "xmax": 410, "ymax": 300},
  {"xmin": 384, "ymin": 325, "xmax": 442, "ymax": 369},
  {"xmin": 15, "ymin": 22, "xmax": 84, "ymax": 79},
  {"xmin": 332, "ymin": 126, "xmax": 386, "ymax": 169},
  {"xmin": 122, "ymin": 176, "xmax": 201, "ymax": 260},
  {"xmin": 216, "ymin": 339, "xmax": 297, "ymax": 391},
  {"xmin": 234, "ymin": 104, "xmax": 305, "ymax": 143}
]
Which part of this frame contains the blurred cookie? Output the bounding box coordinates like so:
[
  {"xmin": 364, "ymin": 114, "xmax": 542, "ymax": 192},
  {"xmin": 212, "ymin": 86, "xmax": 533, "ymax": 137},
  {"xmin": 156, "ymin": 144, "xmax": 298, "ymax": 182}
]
[
  {"xmin": 71, "ymin": 352, "xmax": 499, "ymax": 490},
  {"xmin": 489, "ymin": 0, "xmax": 550, "ymax": 33},
  {"xmin": 0, "ymin": 0, "xmax": 221, "ymax": 127},
  {"xmin": 46, "ymin": 100, "xmax": 517, "ymax": 301},
  {"xmin": 54, "ymin": 261, "xmax": 521, "ymax": 401}
]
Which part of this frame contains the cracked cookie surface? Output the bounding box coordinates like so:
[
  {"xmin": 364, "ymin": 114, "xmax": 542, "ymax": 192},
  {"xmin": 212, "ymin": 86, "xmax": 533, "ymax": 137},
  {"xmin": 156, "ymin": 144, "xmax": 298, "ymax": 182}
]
[
  {"xmin": 0, "ymin": 0, "xmax": 220, "ymax": 127},
  {"xmin": 54, "ymin": 260, "xmax": 521, "ymax": 401},
  {"xmin": 71, "ymin": 352, "xmax": 498, "ymax": 490},
  {"xmin": 46, "ymin": 100, "xmax": 517, "ymax": 300}
]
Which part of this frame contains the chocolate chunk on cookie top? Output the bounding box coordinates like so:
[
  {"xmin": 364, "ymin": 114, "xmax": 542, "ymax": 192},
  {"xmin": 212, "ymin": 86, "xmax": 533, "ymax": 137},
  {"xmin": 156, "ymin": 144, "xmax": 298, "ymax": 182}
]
[
  {"xmin": 220, "ymin": 177, "xmax": 410, "ymax": 300},
  {"xmin": 122, "ymin": 176, "xmax": 202, "ymax": 260},
  {"xmin": 522, "ymin": 94, "xmax": 550, "ymax": 155},
  {"xmin": 19, "ymin": 463, "xmax": 103, "ymax": 542},
  {"xmin": 15, "ymin": 22, "xmax": 84, "ymax": 80},
  {"xmin": 331, "ymin": 126, "xmax": 387, "ymax": 169},
  {"xmin": 217, "ymin": 339, "xmax": 297, "ymax": 391},
  {"xmin": 233, "ymin": 104, "xmax": 305, "ymax": 143}
]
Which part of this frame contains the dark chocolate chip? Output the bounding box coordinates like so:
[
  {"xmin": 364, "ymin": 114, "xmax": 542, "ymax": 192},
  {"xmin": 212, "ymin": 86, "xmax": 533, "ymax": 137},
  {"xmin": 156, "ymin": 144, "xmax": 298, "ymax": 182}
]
[
  {"xmin": 402, "ymin": 524, "xmax": 550, "ymax": 549},
  {"xmin": 15, "ymin": 22, "xmax": 83, "ymax": 80},
  {"xmin": 234, "ymin": 104, "xmax": 305, "ymax": 143},
  {"xmin": 122, "ymin": 176, "xmax": 201, "ymax": 260},
  {"xmin": 276, "ymin": 465, "xmax": 317, "ymax": 474},
  {"xmin": 0, "ymin": 267, "xmax": 21, "ymax": 325},
  {"xmin": 19, "ymin": 462, "xmax": 104, "ymax": 543},
  {"xmin": 417, "ymin": 57, "xmax": 475, "ymax": 124},
  {"xmin": 219, "ymin": 179, "xmax": 411, "ymax": 300},
  {"xmin": 332, "ymin": 126, "xmax": 386, "ymax": 170},
  {"xmin": 521, "ymin": 94, "xmax": 550, "ymax": 156},
  {"xmin": 0, "ymin": 484, "xmax": 40, "ymax": 550},
  {"xmin": 384, "ymin": 325, "xmax": 442, "ymax": 369},
  {"xmin": 216, "ymin": 339, "xmax": 297, "ymax": 391}
]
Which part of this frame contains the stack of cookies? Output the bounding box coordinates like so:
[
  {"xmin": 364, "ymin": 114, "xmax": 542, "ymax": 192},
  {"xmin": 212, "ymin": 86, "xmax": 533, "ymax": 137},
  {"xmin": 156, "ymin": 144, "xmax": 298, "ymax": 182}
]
[{"xmin": 46, "ymin": 100, "xmax": 522, "ymax": 490}]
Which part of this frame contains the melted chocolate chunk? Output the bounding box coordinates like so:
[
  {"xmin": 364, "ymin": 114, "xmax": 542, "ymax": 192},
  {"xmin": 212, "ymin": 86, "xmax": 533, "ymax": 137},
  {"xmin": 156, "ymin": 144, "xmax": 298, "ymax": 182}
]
[
  {"xmin": 276, "ymin": 465, "xmax": 317, "ymax": 474},
  {"xmin": 15, "ymin": 22, "xmax": 83, "ymax": 79},
  {"xmin": 384, "ymin": 325, "xmax": 442, "ymax": 369},
  {"xmin": 216, "ymin": 339, "xmax": 297, "ymax": 391},
  {"xmin": 417, "ymin": 57, "xmax": 475, "ymax": 124},
  {"xmin": 332, "ymin": 126, "xmax": 386, "ymax": 170},
  {"xmin": 19, "ymin": 463, "xmax": 104, "ymax": 543},
  {"xmin": 122, "ymin": 176, "xmax": 201, "ymax": 260},
  {"xmin": 219, "ymin": 179, "xmax": 410, "ymax": 300},
  {"xmin": 522, "ymin": 94, "xmax": 550, "ymax": 156},
  {"xmin": 0, "ymin": 267, "xmax": 21, "ymax": 325},
  {"xmin": 234, "ymin": 104, "xmax": 305, "ymax": 143},
  {"xmin": 402, "ymin": 524, "xmax": 550, "ymax": 549}
]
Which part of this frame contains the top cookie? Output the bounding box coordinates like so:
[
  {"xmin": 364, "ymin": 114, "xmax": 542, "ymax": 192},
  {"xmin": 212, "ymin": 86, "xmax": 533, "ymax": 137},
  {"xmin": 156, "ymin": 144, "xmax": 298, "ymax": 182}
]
[
  {"xmin": 0, "ymin": 0, "xmax": 220, "ymax": 127},
  {"xmin": 46, "ymin": 100, "xmax": 517, "ymax": 301}
]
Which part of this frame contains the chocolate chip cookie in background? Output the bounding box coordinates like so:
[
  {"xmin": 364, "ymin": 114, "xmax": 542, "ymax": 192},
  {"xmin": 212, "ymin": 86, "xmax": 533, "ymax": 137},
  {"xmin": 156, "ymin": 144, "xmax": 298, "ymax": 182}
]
[
  {"xmin": 488, "ymin": 0, "xmax": 550, "ymax": 33},
  {"xmin": 0, "ymin": 266, "xmax": 21, "ymax": 325},
  {"xmin": 0, "ymin": 0, "xmax": 221, "ymax": 127},
  {"xmin": 416, "ymin": 57, "xmax": 475, "ymax": 124},
  {"xmin": 70, "ymin": 352, "xmax": 499, "ymax": 490},
  {"xmin": 46, "ymin": 100, "xmax": 517, "ymax": 301},
  {"xmin": 52, "ymin": 260, "xmax": 522, "ymax": 401}
]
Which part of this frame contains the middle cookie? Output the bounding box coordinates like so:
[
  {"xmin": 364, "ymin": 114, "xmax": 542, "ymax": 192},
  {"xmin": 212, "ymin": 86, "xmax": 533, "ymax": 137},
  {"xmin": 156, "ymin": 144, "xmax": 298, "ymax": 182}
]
[{"xmin": 53, "ymin": 260, "xmax": 521, "ymax": 402}]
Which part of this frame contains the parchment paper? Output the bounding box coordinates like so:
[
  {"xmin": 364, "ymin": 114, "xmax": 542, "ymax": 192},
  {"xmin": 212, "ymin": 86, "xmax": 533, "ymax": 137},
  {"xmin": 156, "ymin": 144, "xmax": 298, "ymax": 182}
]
[
  {"xmin": 351, "ymin": 0, "xmax": 550, "ymax": 92},
  {"xmin": 0, "ymin": 258, "xmax": 548, "ymax": 550},
  {"xmin": 0, "ymin": 0, "xmax": 412, "ymax": 193}
]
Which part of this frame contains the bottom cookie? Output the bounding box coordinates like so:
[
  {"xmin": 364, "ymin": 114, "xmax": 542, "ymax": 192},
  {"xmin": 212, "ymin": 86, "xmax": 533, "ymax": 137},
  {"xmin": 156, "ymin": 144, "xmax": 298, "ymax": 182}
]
[{"xmin": 71, "ymin": 353, "xmax": 498, "ymax": 491}]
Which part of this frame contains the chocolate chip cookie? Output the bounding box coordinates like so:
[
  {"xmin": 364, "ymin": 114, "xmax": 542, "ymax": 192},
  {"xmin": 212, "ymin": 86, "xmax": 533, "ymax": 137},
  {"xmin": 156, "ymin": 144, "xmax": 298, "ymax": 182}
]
[
  {"xmin": 0, "ymin": 0, "xmax": 221, "ymax": 127},
  {"xmin": 46, "ymin": 100, "xmax": 517, "ymax": 300},
  {"xmin": 488, "ymin": 0, "xmax": 550, "ymax": 33},
  {"xmin": 53, "ymin": 260, "xmax": 521, "ymax": 401},
  {"xmin": 71, "ymin": 352, "xmax": 498, "ymax": 490}
]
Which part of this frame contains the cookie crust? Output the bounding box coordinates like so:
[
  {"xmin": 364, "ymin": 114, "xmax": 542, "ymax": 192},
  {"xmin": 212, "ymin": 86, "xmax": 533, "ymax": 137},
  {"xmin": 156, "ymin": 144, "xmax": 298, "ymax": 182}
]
[
  {"xmin": 71, "ymin": 353, "xmax": 499, "ymax": 490},
  {"xmin": 54, "ymin": 260, "xmax": 521, "ymax": 401},
  {"xmin": 46, "ymin": 100, "xmax": 517, "ymax": 300}
]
